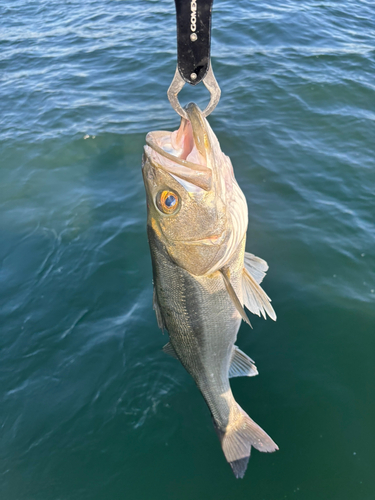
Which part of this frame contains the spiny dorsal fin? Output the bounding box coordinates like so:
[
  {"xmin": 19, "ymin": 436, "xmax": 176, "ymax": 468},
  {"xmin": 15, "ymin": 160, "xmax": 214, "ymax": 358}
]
[
  {"xmin": 244, "ymin": 251, "xmax": 269, "ymax": 284},
  {"xmin": 162, "ymin": 341, "xmax": 178, "ymax": 359},
  {"xmin": 153, "ymin": 287, "xmax": 166, "ymax": 332},
  {"xmin": 242, "ymin": 268, "xmax": 276, "ymax": 321},
  {"xmin": 220, "ymin": 269, "xmax": 252, "ymax": 328},
  {"xmin": 229, "ymin": 346, "xmax": 258, "ymax": 378}
]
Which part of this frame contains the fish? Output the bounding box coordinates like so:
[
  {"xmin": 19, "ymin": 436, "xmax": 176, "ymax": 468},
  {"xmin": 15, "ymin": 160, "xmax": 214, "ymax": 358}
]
[{"xmin": 142, "ymin": 102, "xmax": 278, "ymax": 478}]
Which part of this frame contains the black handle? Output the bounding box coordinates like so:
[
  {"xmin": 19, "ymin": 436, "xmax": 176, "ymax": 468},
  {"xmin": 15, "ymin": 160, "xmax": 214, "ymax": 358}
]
[{"xmin": 174, "ymin": 0, "xmax": 214, "ymax": 86}]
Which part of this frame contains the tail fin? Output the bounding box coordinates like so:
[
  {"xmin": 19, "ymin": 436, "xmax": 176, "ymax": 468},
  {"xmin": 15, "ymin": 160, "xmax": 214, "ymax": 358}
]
[{"xmin": 214, "ymin": 405, "xmax": 278, "ymax": 479}]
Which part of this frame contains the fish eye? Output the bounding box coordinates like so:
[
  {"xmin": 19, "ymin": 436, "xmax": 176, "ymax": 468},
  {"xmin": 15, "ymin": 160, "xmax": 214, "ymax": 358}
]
[{"xmin": 156, "ymin": 190, "xmax": 180, "ymax": 215}]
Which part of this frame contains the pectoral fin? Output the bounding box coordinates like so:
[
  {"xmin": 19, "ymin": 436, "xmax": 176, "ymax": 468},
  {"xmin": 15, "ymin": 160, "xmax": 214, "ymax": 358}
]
[
  {"xmin": 220, "ymin": 269, "xmax": 252, "ymax": 327},
  {"xmin": 229, "ymin": 346, "xmax": 258, "ymax": 378},
  {"xmin": 242, "ymin": 268, "xmax": 276, "ymax": 321},
  {"xmin": 244, "ymin": 251, "xmax": 269, "ymax": 284}
]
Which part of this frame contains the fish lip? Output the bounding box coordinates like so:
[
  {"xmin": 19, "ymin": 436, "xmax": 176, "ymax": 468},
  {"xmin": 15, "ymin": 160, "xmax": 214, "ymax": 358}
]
[
  {"xmin": 144, "ymin": 135, "xmax": 208, "ymax": 174},
  {"xmin": 144, "ymin": 103, "xmax": 213, "ymax": 191},
  {"xmin": 144, "ymin": 147, "xmax": 212, "ymax": 192},
  {"xmin": 184, "ymin": 102, "xmax": 209, "ymax": 160},
  {"xmin": 144, "ymin": 102, "xmax": 209, "ymax": 170}
]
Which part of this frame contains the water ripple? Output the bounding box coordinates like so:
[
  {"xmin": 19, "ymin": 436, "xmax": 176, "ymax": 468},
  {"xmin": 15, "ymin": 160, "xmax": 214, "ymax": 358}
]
[{"xmin": 1, "ymin": 0, "xmax": 374, "ymax": 497}]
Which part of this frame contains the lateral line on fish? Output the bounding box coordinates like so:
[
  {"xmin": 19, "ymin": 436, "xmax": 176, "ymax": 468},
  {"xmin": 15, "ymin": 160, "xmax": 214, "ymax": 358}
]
[{"xmin": 219, "ymin": 269, "xmax": 252, "ymax": 328}]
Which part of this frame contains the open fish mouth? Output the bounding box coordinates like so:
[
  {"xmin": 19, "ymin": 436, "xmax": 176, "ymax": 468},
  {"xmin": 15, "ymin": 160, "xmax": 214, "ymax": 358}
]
[{"xmin": 144, "ymin": 103, "xmax": 213, "ymax": 191}]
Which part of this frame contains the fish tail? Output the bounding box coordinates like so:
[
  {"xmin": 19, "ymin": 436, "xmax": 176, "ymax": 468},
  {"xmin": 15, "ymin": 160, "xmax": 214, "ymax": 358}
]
[{"xmin": 214, "ymin": 404, "xmax": 278, "ymax": 479}]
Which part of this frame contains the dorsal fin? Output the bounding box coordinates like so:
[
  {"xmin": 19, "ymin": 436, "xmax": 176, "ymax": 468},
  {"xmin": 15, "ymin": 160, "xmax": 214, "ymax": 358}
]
[
  {"xmin": 229, "ymin": 346, "xmax": 258, "ymax": 378},
  {"xmin": 244, "ymin": 251, "xmax": 269, "ymax": 284},
  {"xmin": 220, "ymin": 269, "xmax": 252, "ymax": 328},
  {"xmin": 242, "ymin": 268, "xmax": 276, "ymax": 321},
  {"xmin": 162, "ymin": 341, "xmax": 178, "ymax": 359}
]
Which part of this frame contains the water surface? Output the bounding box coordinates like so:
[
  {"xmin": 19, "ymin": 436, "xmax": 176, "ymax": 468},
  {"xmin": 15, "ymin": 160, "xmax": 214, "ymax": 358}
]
[{"xmin": 1, "ymin": 1, "xmax": 374, "ymax": 499}]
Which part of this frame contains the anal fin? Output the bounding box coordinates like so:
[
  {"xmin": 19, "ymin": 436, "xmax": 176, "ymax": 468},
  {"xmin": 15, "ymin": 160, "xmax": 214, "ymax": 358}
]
[{"xmin": 229, "ymin": 345, "xmax": 258, "ymax": 378}]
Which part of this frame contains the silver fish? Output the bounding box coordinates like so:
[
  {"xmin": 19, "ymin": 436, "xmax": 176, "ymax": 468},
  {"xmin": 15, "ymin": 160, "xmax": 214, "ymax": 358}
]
[{"xmin": 142, "ymin": 103, "xmax": 278, "ymax": 478}]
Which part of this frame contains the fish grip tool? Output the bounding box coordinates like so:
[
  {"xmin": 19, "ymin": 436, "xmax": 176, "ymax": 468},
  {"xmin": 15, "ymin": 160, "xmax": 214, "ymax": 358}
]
[{"xmin": 168, "ymin": 0, "xmax": 221, "ymax": 119}]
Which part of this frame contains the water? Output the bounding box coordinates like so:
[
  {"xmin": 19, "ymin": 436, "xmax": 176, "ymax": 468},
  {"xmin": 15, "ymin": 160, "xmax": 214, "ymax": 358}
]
[{"xmin": 1, "ymin": 1, "xmax": 374, "ymax": 498}]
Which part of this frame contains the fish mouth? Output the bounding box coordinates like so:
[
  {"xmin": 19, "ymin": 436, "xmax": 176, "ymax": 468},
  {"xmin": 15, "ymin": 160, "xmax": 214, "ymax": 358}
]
[
  {"xmin": 144, "ymin": 103, "xmax": 212, "ymax": 191},
  {"xmin": 181, "ymin": 231, "xmax": 227, "ymax": 246}
]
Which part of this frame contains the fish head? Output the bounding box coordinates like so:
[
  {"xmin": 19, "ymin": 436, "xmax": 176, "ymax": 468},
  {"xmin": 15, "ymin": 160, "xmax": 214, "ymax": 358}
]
[{"xmin": 142, "ymin": 102, "xmax": 248, "ymax": 276}]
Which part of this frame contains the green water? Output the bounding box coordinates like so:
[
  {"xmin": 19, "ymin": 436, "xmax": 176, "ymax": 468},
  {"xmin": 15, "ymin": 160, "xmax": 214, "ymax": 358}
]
[{"xmin": 1, "ymin": 1, "xmax": 374, "ymax": 498}]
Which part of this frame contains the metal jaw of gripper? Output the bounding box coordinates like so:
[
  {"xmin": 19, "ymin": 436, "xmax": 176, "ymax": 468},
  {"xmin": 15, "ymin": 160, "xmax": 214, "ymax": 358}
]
[{"xmin": 167, "ymin": 65, "xmax": 221, "ymax": 120}]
